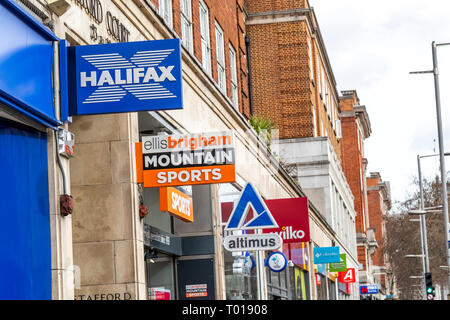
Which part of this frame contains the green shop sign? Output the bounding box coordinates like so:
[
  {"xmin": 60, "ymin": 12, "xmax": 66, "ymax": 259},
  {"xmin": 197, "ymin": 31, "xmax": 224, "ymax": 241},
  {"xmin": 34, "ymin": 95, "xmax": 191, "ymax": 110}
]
[{"xmin": 328, "ymin": 254, "xmax": 347, "ymax": 272}]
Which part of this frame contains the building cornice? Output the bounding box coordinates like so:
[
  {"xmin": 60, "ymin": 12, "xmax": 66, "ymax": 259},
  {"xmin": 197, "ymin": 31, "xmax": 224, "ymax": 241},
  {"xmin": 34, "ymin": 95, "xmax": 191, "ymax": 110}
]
[{"xmin": 355, "ymin": 105, "xmax": 372, "ymax": 139}]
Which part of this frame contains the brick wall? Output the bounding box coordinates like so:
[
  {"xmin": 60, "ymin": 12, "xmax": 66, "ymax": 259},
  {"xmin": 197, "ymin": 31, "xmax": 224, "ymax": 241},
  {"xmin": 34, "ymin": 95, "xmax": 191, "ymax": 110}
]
[
  {"xmin": 340, "ymin": 93, "xmax": 369, "ymax": 235},
  {"xmin": 340, "ymin": 93, "xmax": 371, "ymax": 274},
  {"xmin": 245, "ymin": 0, "xmax": 308, "ymax": 13},
  {"xmin": 149, "ymin": 0, "xmax": 251, "ymax": 117},
  {"xmin": 246, "ymin": 20, "xmax": 313, "ymax": 138},
  {"xmin": 357, "ymin": 245, "xmax": 368, "ymax": 270},
  {"xmin": 367, "ymin": 174, "xmax": 387, "ymax": 288},
  {"xmin": 245, "ymin": 2, "xmax": 342, "ymax": 160},
  {"xmin": 367, "ymin": 188, "xmax": 384, "ymax": 266},
  {"xmin": 340, "ymin": 115, "xmax": 366, "ymax": 234}
]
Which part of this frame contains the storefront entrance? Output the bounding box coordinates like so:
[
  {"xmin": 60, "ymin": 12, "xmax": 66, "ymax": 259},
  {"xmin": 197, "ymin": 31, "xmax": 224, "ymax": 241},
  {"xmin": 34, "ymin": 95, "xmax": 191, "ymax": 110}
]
[{"xmin": 146, "ymin": 251, "xmax": 176, "ymax": 300}]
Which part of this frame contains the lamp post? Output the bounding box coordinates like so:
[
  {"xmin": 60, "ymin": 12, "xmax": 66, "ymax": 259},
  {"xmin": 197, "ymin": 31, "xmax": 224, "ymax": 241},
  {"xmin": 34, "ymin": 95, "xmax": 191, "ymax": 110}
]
[
  {"xmin": 408, "ymin": 205, "xmax": 427, "ymax": 300},
  {"xmin": 417, "ymin": 155, "xmax": 431, "ymax": 274},
  {"xmin": 410, "ymin": 41, "xmax": 450, "ymax": 298},
  {"xmin": 409, "ymin": 153, "xmax": 450, "ymax": 299}
]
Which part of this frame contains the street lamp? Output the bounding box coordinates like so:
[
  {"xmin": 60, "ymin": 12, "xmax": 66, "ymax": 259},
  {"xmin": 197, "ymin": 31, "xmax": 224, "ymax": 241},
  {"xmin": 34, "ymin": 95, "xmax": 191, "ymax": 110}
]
[
  {"xmin": 407, "ymin": 208, "xmax": 427, "ymax": 300},
  {"xmin": 410, "ymin": 152, "xmax": 450, "ymax": 296},
  {"xmin": 410, "ymin": 41, "xmax": 450, "ymax": 298}
]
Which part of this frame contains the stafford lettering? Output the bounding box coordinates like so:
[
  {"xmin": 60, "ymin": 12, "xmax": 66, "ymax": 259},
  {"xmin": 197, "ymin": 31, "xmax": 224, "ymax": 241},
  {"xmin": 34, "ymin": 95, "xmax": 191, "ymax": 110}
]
[
  {"xmin": 80, "ymin": 66, "xmax": 176, "ymax": 87},
  {"xmin": 75, "ymin": 292, "xmax": 132, "ymax": 300}
]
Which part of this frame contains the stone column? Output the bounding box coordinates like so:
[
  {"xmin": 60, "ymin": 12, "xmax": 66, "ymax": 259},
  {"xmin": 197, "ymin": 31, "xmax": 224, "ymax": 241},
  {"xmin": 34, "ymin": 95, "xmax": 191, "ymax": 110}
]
[{"xmin": 70, "ymin": 113, "xmax": 145, "ymax": 300}]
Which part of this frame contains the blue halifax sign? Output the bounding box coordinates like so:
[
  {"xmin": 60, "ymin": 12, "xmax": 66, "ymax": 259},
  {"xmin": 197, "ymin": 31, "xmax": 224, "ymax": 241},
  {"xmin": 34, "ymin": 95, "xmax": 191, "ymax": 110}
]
[{"xmin": 68, "ymin": 38, "xmax": 183, "ymax": 115}]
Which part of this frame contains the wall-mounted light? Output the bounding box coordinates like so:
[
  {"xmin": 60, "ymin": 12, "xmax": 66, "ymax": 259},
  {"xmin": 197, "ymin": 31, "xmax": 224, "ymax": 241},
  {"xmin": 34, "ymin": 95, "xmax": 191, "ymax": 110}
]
[{"xmin": 145, "ymin": 249, "xmax": 158, "ymax": 264}]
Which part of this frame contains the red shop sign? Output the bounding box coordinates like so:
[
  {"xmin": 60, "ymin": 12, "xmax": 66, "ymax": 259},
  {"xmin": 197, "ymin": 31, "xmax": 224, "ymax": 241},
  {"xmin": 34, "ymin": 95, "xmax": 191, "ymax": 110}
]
[
  {"xmin": 262, "ymin": 198, "xmax": 310, "ymax": 243},
  {"xmin": 221, "ymin": 197, "xmax": 310, "ymax": 243},
  {"xmin": 338, "ymin": 268, "xmax": 356, "ymax": 283}
]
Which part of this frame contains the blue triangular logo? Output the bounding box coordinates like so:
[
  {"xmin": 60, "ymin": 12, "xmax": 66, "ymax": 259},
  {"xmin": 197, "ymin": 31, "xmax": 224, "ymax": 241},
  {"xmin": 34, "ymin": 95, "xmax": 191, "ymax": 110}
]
[{"xmin": 225, "ymin": 183, "xmax": 278, "ymax": 230}]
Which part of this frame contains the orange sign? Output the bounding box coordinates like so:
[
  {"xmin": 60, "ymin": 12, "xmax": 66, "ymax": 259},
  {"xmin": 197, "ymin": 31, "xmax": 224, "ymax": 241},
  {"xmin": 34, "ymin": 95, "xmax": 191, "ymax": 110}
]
[
  {"xmin": 185, "ymin": 284, "xmax": 207, "ymax": 298},
  {"xmin": 144, "ymin": 165, "xmax": 236, "ymax": 188},
  {"xmin": 160, "ymin": 187, "xmax": 194, "ymax": 222},
  {"xmin": 136, "ymin": 131, "xmax": 236, "ymax": 187}
]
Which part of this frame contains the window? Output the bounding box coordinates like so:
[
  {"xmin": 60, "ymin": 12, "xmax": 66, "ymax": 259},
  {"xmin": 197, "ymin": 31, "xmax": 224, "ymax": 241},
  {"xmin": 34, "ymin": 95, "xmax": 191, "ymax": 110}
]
[
  {"xmin": 307, "ymin": 38, "xmax": 314, "ymax": 81},
  {"xmin": 336, "ymin": 119, "xmax": 342, "ymax": 139},
  {"xmin": 321, "ymin": 65, "xmax": 325, "ymax": 97},
  {"xmin": 180, "ymin": 0, "xmax": 193, "ymax": 53},
  {"xmin": 317, "ymin": 55, "xmax": 323, "ymax": 96},
  {"xmin": 159, "ymin": 0, "xmax": 173, "ymax": 28},
  {"xmin": 312, "ymin": 105, "xmax": 317, "ymax": 137},
  {"xmin": 215, "ymin": 21, "xmax": 226, "ymax": 92},
  {"xmin": 199, "ymin": 0, "xmax": 211, "ymax": 74},
  {"xmin": 229, "ymin": 44, "xmax": 238, "ymax": 108},
  {"xmin": 328, "ymin": 97, "xmax": 335, "ymax": 122}
]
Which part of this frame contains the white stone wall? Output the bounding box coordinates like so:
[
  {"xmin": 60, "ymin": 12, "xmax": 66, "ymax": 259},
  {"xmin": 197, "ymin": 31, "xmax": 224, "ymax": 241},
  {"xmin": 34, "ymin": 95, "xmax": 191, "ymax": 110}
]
[{"xmin": 276, "ymin": 137, "xmax": 359, "ymax": 267}]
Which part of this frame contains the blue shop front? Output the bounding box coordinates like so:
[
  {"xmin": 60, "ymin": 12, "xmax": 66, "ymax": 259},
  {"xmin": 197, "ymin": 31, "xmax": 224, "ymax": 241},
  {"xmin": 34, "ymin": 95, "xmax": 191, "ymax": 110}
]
[{"xmin": 0, "ymin": 0, "xmax": 67, "ymax": 299}]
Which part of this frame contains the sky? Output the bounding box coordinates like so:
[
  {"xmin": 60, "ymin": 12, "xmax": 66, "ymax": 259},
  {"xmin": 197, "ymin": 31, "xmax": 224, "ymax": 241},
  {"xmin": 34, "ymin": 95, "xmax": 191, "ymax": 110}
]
[{"xmin": 309, "ymin": 0, "xmax": 450, "ymax": 207}]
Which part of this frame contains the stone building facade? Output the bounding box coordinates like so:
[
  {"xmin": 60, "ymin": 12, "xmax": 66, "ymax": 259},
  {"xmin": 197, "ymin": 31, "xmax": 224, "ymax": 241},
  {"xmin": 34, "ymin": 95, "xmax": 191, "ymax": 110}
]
[
  {"xmin": 0, "ymin": 0, "xmax": 365, "ymax": 300},
  {"xmin": 244, "ymin": 0, "xmax": 359, "ymax": 299}
]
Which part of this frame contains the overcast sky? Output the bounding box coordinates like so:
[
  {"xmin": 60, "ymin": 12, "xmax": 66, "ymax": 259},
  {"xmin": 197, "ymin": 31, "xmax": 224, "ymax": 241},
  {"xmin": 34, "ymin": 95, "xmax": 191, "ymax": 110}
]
[{"xmin": 309, "ymin": 0, "xmax": 450, "ymax": 207}]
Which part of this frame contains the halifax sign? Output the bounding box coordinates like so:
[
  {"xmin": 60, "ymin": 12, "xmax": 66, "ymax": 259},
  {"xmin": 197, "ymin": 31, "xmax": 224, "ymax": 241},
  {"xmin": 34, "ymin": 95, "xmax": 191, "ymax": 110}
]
[{"xmin": 68, "ymin": 38, "xmax": 183, "ymax": 115}]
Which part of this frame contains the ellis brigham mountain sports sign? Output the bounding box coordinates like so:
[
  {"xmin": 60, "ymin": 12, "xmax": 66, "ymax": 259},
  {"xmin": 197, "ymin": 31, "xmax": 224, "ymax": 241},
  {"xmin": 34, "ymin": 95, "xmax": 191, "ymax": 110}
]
[{"xmin": 68, "ymin": 38, "xmax": 183, "ymax": 115}]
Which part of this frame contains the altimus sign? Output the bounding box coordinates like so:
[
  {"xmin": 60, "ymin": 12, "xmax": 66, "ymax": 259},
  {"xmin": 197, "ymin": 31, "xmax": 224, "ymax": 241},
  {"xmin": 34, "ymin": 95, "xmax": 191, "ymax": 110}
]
[{"xmin": 68, "ymin": 38, "xmax": 183, "ymax": 115}]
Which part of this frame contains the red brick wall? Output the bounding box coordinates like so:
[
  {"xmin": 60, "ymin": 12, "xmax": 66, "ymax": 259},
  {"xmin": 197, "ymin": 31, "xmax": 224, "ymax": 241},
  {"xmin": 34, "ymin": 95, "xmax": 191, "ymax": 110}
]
[
  {"xmin": 367, "ymin": 174, "xmax": 387, "ymax": 288},
  {"xmin": 340, "ymin": 94, "xmax": 370, "ymax": 272},
  {"xmin": 150, "ymin": 0, "xmax": 251, "ymax": 117},
  {"xmin": 340, "ymin": 114, "xmax": 365, "ymax": 234},
  {"xmin": 246, "ymin": 21, "xmax": 313, "ymax": 139},
  {"xmin": 357, "ymin": 245, "xmax": 368, "ymax": 270},
  {"xmin": 367, "ymin": 188, "xmax": 385, "ymax": 267},
  {"xmin": 244, "ymin": 0, "xmax": 342, "ymax": 160},
  {"xmin": 245, "ymin": 0, "xmax": 307, "ymax": 12},
  {"xmin": 202, "ymin": 0, "xmax": 250, "ymax": 117}
]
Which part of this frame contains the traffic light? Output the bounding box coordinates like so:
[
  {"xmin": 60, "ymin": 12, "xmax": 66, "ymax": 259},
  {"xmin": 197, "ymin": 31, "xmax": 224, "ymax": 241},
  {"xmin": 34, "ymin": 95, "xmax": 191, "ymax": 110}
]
[{"xmin": 425, "ymin": 272, "xmax": 434, "ymax": 300}]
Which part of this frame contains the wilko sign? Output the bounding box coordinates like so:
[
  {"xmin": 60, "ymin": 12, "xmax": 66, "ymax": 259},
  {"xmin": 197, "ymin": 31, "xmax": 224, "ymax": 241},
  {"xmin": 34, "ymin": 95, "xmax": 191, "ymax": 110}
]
[
  {"xmin": 137, "ymin": 131, "xmax": 236, "ymax": 187},
  {"xmin": 68, "ymin": 39, "xmax": 183, "ymax": 115},
  {"xmin": 160, "ymin": 187, "xmax": 194, "ymax": 222},
  {"xmin": 220, "ymin": 197, "xmax": 310, "ymax": 243},
  {"xmin": 262, "ymin": 198, "xmax": 310, "ymax": 243},
  {"xmin": 338, "ymin": 268, "xmax": 356, "ymax": 283}
]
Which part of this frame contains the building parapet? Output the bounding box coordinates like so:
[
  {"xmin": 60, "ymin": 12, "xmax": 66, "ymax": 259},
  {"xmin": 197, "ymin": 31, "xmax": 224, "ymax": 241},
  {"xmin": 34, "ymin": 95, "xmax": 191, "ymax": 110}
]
[{"xmin": 354, "ymin": 105, "xmax": 372, "ymax": 139}]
